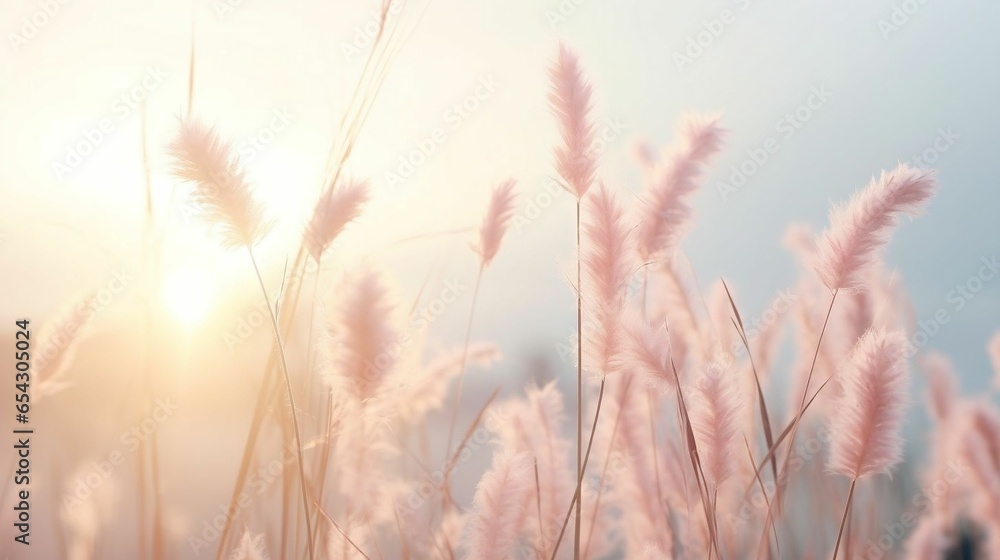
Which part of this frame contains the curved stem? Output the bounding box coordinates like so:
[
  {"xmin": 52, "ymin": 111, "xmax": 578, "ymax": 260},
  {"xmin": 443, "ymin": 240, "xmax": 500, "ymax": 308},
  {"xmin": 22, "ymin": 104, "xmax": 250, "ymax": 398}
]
[
  {"xmin": 777, "ymin": 290, "xmax": 838, "ymax": 505},
  {"xmin": 831, "ymin": 478, "xmax": 857, "ymax": 560},
  {"xmin": 247, "ymin": 248, "xmax": 315, "ymax": 560}
]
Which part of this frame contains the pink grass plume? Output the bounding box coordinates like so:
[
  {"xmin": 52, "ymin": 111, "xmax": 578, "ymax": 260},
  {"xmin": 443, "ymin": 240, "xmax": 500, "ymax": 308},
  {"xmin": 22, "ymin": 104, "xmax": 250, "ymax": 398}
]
[
  {"xmin": 473, "ymin": 179, "xmax": 518, "ymax": 268},
  {"xmin": 635, "ymin": 114, "xmax": 725, "ymax": 262},
  {"xmin": 464, "ymin": 449, "xmax": 534, "ymax": 560},
  {"xmin": 689, "ymin": 362, "xmax": 743, "ymax": 489},
  {"xmin": 828, "ymin": 328, "xmax": 910, "ymax": 479},
  {"xmin": 549, "ymin": 44, "xmax": 597, "ymax": 199},
  {"xmin": 813, "ymin": 164, "xmax": 937, "ymax": 292},
  {"xmin": 581, "ymin": 184, "xmax": 634, "ymax": 377},
  {"xmin": 169, "ymin": 119, "xmax": 272, "ymax": 248},
  {"xmin": 322, "ymin": 270, "xmax": 399, "ymax": 404},
  {"xmin": 305, "ymin": 178, "xmax": 370, "ymax": 262}
]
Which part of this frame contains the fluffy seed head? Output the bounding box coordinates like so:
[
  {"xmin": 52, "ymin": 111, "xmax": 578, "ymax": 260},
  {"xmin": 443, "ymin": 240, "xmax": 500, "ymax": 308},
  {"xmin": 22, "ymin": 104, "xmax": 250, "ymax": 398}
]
[
  {"xmin": 813, "ymin": 164, "xmax": 937, "ymax": 292},
  {"xmin": 473, "ymin": 179, "xmax": 518, "ymax": 267},
  {"xmin": 549, "ymin": 43, "xmax": 597, "ymax": 199},
  {"xmin": 169, "ymin": 119, "xmax": 271, "ymax": 248},
  {"xmin": 305, "ymin": 179, "xmax": 369, "ymax": 262},
  {"xmin": 828, "ymin": 329, "xmax": 910, "ymax": 479}
]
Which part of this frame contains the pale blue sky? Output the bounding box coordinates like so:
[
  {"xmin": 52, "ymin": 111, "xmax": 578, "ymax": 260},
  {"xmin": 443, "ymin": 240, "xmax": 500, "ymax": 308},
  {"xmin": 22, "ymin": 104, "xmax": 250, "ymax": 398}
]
[{"xmin": 1, "ymin": 0, "xmax": 997, "ymax": 395}]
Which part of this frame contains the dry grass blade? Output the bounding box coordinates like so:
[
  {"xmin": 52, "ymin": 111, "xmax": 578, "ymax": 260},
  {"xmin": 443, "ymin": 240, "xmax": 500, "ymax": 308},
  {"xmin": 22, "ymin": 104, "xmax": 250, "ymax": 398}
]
[
  {"xmin": 721, "ymin": 280, "xmax": 777, "ymax": 484},
  {"xmin": 315, "ymin": 503, "xmax": 373, "ymax": 560}
]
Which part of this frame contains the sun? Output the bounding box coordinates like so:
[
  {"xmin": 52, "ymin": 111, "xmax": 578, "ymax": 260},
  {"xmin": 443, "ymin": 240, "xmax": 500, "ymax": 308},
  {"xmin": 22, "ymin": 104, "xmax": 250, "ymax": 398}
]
[{"xmin": 161, "ymin": 266, "xmax": 215, "ymax": 326}]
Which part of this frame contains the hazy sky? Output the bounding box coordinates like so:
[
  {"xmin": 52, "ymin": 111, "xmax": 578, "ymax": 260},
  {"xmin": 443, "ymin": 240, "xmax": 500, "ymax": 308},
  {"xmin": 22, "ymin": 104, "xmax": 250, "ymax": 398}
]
[{"xmin": 1, "ymin": 0, "xmax": 998, "ymax": 395}]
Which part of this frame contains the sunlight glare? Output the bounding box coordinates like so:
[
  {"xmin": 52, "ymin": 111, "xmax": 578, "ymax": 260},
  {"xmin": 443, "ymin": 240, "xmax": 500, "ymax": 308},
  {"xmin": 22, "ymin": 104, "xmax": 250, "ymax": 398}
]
[{"xmin": 162, "ymin": 266, "xmax": 215, "ymax": 326}]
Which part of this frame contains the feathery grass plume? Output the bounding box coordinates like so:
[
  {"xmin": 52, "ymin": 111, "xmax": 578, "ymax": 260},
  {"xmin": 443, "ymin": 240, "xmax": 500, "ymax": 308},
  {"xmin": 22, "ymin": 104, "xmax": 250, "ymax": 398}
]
[
  {"xmin": 549, "ymin": 44, "xmax": 596, "ymax": 198},
  {"xmin": 813, "ymin": 164, "xmax": 937, "ymax": 292},
  {"xmin": 620, "ymin": 314, "xmax": 676, "ymax": 393},
  {"xmin": 394, "ymin": 342, "xmax": 500, "ymax": 422},
  {"xmin": 921, "ymin": 352, "xmax": 958, "ymax": 422},
  {"xmin": 473, "ymin": 179, "xmax": 518, "ymax": 268},
  {"xmin": 689, "ymin": 362, "xmax": 744, "ymax": 489},
  {"xmin": 828, "ymin": 330, "xmax": 909, "ymax": 558},
  {"xmin": 634, "ymin": 114, "xmax": 725, "ymax": 262},
  {"xmin": 603, "ymin": 375, "xmax": 675, "ymax": 557},
  {"xmin": 464, "ymin": 449, "xmax": 534, "ymax": 560},
  {"xmin": 581, "ymin": 184, "xmax": 634, "ymax": 377},
  {"xmin": 35, "ymin": 291, "xmax": 98, "ymax": 399},
  {"xmin": 305, "ymin": 178, "xmax": 370, "ymax": 261},
  {"xmin": 230, "ymin": 531, "xmax": 269, "ymax": 560},
  {"xmin": 990, "ymin": 332, "xmax": 1000, "ymax": 390},
  {"xmin": 168, "ymin": 119, "xmax": 271, "ymax": 248},
  {"xmin": 323, "ymin": 270, "xmax": 400, "ymax": 404},
  {"xmin": 496, "ymin": 383, "xmax": 574, "ymax": 558},
  {"xmin": 828, "ymin": 328, "xmax": 910, "ymax": 478}
]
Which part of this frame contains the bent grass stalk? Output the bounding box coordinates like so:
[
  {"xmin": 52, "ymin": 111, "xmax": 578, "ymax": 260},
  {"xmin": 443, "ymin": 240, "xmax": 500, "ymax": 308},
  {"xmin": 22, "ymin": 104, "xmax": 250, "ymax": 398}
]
[
  {"xmin": 213, "ymin": 10, "xmax": 405, "ymax": 552},
  {"xmin": 247, "ymin": 248, "xmax": 315, "ymax": 560}
]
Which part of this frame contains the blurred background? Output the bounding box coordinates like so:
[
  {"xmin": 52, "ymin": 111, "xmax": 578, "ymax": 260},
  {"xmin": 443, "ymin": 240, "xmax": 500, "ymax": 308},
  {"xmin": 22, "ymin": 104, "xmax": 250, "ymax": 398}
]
[{"xmin": 1, "ymin": 0, "xmax": 998, "ymax": 558}]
